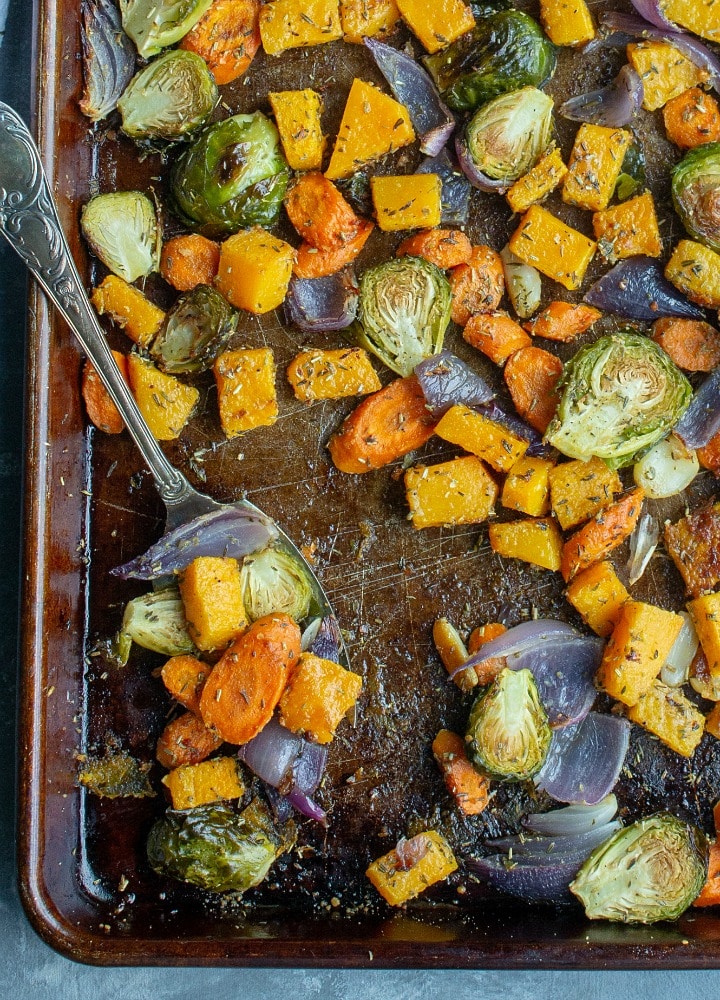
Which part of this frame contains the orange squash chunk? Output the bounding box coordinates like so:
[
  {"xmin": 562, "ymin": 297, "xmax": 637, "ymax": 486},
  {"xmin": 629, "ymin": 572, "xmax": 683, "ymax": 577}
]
[
  {"xmin": 278, "ymin": 652, "xmax": 362, "ymax": 743},
  {"xmin": 179, "ymin": 556, "xmax": 247, "ymax": 652}
]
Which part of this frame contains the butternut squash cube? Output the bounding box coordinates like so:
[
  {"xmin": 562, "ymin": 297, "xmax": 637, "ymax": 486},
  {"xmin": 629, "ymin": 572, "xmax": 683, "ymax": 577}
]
[
  {"xmin": 278, "ymin": 651, "xmax": 362, "ymax": 743},
  {"xmin": 216, "ymin": 227, "xmax": 294, "ymax": 314},
  {"xmin": 325, "ymin": 79, "xmax": 415, "ymax": 180},
  {"xmin": 595, "ymin": 601, "xmax": 684, "ymax": 706},
  {"xmin": 508, "ymin": 205, "xmax": 596, "ymax": 290},
  {"xmin": 340, "ymin": 0, "xmax": 400, "ymax": 42},
  {"xmin": 666, "ymin": 239, "xmax": 720, "ymax": 309},
  {"xmin": 688, "ymin": 592, "xmax": 720, "ymax": 677},
  {"xmin": 501, "ymin": 456, "xmax": 553, "ymax": 517},
  {"xmin": 662, "ymin": 0, "xmax": 720, "ymax": 42},
  {"xmin": 506, "ymin": 146, "xmax": 568, "ymax": 215},
  {"xmin": 214, "ymin": 348, "xmax": 278, "ymax": 438},
  {"xmin": 665, "ymin": 502, "xmax": 720, "ymax": 598},
  {"xmin": 565, "ymin": 561, "xmax": 630, "ymax": 637},
  {"xmin": 405, "ymin": 455, "xmax": 498, "ymax": 529},
  {"xmin": 628, "ymin": 40, "xmax": 712, "ymax": 111},
  {"xmin": 435, "ymin": 404, "xmax": 528, "ymax": 472},
  {"xmin": 592, "ymin": 191, "xmax": 662, "ymax": 262},
  {"xmin": 549, "ymin": 456, "xmax": 623, "ymax": 531},
  {"xmin": 371, "ymin": 173, "xmax": 442, "ymax": 232},
  {"xmin": 366, "ymin": 830, "xmax": 458, "ymax": 905},
  {"xmin": 396, "ymin": 0, "xmax": 474, "ymax": 53},
  {"xmin": 287, "ymin": 348, "xmax": 381, "ymax": 401},
  {"xmin": 539, "ymin": 0, "xmax": 594, "ymax": 46},
  {"xmin": 269, "ymin": 89, "xmax": 326, "ymax": 171},
  {"xmin": 259, "ymin": 0, "xmax": 342, "ymax": 55},
  {"xmin": 162, "ymin": 756, "xmax": 245, "ymax": 811},
  {"xmin": 562, "ymin": 124, "xmax": 633, "ymax": 212},
  {"xmin": 627, "ymin": 681, "xmax": 705, "ymax": 758},
  {"xmin": 179, "ymin": 556, "xmax": 246, "ymax": 652},
  {"xmin": 488, "ymin": 518, "xmax": 563, "ymax": 572},
  {"xmin": 126, "ymin": 355, "xmax": 199, "ymax": 440},
  {"xmin": 91, "ymin": 274, "xmax": 165, "ymax": 348}
]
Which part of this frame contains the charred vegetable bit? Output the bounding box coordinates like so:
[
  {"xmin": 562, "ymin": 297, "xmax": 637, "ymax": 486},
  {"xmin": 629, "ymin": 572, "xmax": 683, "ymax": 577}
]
[
  {"xmin": 151, "ymin": 284, "xmax": 237, "ymax": 374},
  {"xmin": 78, "ymin": 749, "xmax": 154, "ymax": 798}
]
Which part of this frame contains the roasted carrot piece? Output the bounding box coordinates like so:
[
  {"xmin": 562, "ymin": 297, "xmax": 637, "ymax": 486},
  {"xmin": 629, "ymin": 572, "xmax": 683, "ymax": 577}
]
[
  {"xmin": 199, "ymin": 613, "xmax": 301, "ymax": 745},
  {"xmin": 663, "ymin": 87, "xmax": 720, "ymax": 150},
  {"xmin": 467, "ymin": 622, "xmax": 507, "ymax": 686},
  {"xmin": 293, "ymin": 219, "xmax": 374, "ymax": 278},
  {"xmin": 433, "ymin": 618, "xmax": 476, "ymax": 691},
  {"xmin": 560, "ymin": 487, "xmax": 645, "ymax": 582},
  {"xmin": 160, "ymin": 234, "xmax": 221, "ymax": 292},
  {"xmin": 463, "ymin": 311, "xmax": 532, "ymax": 365},
  {"xmin": 503, "ymin": 346, "xmax": 563, "ymax": 434},
  {"xmin": 179, "ymin": 0, "xmax": 261, "ymax": 84},
  {"xmin": 328, "ymin": 375, "xmax": 438, "ymax": 473},
  {"xmin": 449, "ymin": 245, "xmax": 504, "ymax": 326},
  {"xmin": 396, "ymin": 228, "xmax": 472, "ymax": 269},
  {"xmin": 524, "ymin": 301, "xmax": 601, "ymax": 343},
  {"xmin": 699, "ymin": 431, "xmax": 720, "ymax": 474},
  {"xmin": 432, "ymin": 729, "xmax": 490, "ymax": 815},
  {"xmin": 651, "ymin": 317, "xmax": 720, "ymax": 372},
  {"xmin": 285, "ymin": 171, "xmax": 364, "ymax": 251},
  {"xmin": 693, "ymin": 841, "xmax": 720, "ymax": 906},
  {"xmin": 160, "ymin": 654, "xmax": 212, "ymax": 716},
  {"xmin": 82, "ymin": 351, "xmax": 128, "ymax": 434},
  {"xmin": 156, "ymin": 711, "xmax": 224, "ymax": 770}
]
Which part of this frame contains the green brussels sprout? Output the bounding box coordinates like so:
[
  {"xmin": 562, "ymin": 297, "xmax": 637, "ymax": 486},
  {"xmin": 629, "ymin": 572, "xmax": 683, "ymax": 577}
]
[
  {"xmin": 465, "ymin": 668, "xmax": 551, "ymax": 781},
  {"xmin": 545, "ymin": 332, "xmax": 692, "ymax": 469},
  {"xmin": 353, "ymin": 257, "xmax": 452, "ymax": 376},
  {"xmin": 240, "ymin": 545, "xmax": 314, "ymax": 623},
  {"xmin": 570, "ymin": 813, "xmax": 708, "ymax": 923},
  {"xmin": 120, "ymin": 0, "xmax": 213, "ymax": 59},
  {"xmin": 615, "ymin": 141, "xmax": 647, "ymax": 203},
  {"xmin": 117, "ymin": 50, "xmax": 218, "ymax": 141},
  {"xmin": 78, "ymin": 750, "xmax": 154, "ymax": 799},
  {"xmin": 81, "ymin": 190, "xmax": 159, "ymax": 283},
  {"xmin": 110, "ymin": 586, "xmax": 196, "ymax": 666},
  {"xmin": 150, "ymin": 285, "xmax": 237, "ymax": 374},
  {"xmin": 672, "ymin": 142, "xmax": 720, "ymax": 251},
  {"xmin": 463, "ymin": 87, "xmax": 554, "ymax": 185},
  {"xmin": 147, "ymin": 799, "xmax": 296, "ymax": 893},
  {"xmin": 171, "ymin": 112, "xmax": 290, "ymax": 235},
  {"xmin": 425, "ymin": 10, "xmax": 556, "ymax": 113}
]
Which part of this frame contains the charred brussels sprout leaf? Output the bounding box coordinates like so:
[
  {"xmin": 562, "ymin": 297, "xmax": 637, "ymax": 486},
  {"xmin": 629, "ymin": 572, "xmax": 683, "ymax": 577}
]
[
  {"xmin": 81, "ymin": 190, "xmax": 159, "ymax": 283},
  {"xmin": 117, "ymin": 49, "xmax": 218, "ymax": 141},
  {"xmin": 425, "ymin": 10, "xmax": 556, "ymax": 113},
  {"xmin": 78, "ymin": 750, "xmax": 154, "ymax": 798},
  {"xmin": 615, "ymin": 141, "xmax": 646, "ymax": 203},
  {"xmin": 672, "ymin": 142, "xmax": 720, "ymax": 251},
  {"xmin": 571, "ymin": 813, "xmax": 708, "ymax": 923},
  {"xmin": 241, "ymin": 546, "xmax": 314, "ymax": 623},
  {"xmin": 111, "ymin": 586, "xmax": 196, "ymax": 666},
  {"xmin": 171, "ymin": 112, "xmax": 290, "ymax": 234},
  {"xmin": 80, "ymin": 0, "xmax": 136, "ymax": 122},
  {"xmin": 151, "ymin": 285, "xmax": 237, "ymax": 373},
  {"xmin": 147, "ymin": 799, "xmax": 296, "ymax": 892},
  {"xmin": 463, "ymin": 87, "xmax": 553, "ymax": 184},
  {"xmin": 353, "ymin": 256, "xmax": 451, "ymax": 376},
  {"xmin": 465, "ymin": 668, "xmax": 551, "ymax": 781},
  {"xmin": 545, "ymin": 331, "xmax": 692, "ymax": 469},
  {"xmin": 120, "ymin": 0, "xmax": 213, "ymax": 58}
]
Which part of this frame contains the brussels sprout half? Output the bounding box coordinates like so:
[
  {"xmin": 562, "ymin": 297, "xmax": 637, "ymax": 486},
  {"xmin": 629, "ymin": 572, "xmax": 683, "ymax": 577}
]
[
  {"xmin": 120, "ymin": 0, "xmax": 213, "ymax": 59},
  {"xmin": 240, "ymin": 546, "xmax": 314, "ymax": 623},
  {"xmin": 545, "ymin": 331, "xmax": 692, "ymax": 469},
  {"xmin": 81, "ymin": 190, "xmax": 159, "ymax": 283},
  {"xmin": 463, "ymin": 87, "xmax": 554, "ymax": 185},
  {"xmin": 354, "ymin": 256, "xmax": 452, "ymax": 376},
  {"xmin": 111, "ymin": 586, "xmax": 196, "ymax": 666},
  {"xmin": 570, "ymin": 813, "xmax": 708, "ymax": 923},
  {"xmin": 672, "ymin": 142, "xmax": 720, "ymax": 251},
  {"xmin": 151, "ymin": 284, "xmax": 238, "ymax": 374}
]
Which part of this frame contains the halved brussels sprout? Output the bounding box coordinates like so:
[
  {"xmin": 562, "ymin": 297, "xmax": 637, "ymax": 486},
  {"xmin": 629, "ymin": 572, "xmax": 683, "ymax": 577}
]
[
  {"xmin": 110, "ymin": 586, "xmax": 196, "ymax": 666},
  {"xmin": 78, "ymin": 750, "xmax": 154, "ymax": 799},
  {"xmin": 462, "ymin": 87, "xmax": 553, "ymax": 185},
  {"xmin": 672, "ymin": 142, "xmax": 720, "ymax": 251},
  {"xmin": 570, "ymin": 813, "xmax": 708, "ymax": 923},
  {"xmin": 117, "ymin": 49, "xmax": 218, "ymax": 141},
  {"xmin": 81, "ymin": 190, "xmax": 159, "ymax": 283},
  {"xmin": 241, "ymin": 546, "xmax": 314, "ymax": 623},
  {"xmin": 465, "ymin": 667, "xmax": 551, "ymax": 781},
  {"xmin": 120, "ymin": 0, "xmax": 213, "ymax": 59},
  {"xmin": 150, "ymin": 284, "xmax": 237, "ymax": 374},
  {"xmin": 545, "ymin": 332, "xmax": 692, "ymax": 469},
  {"xmin": 171, "ymin": 112, "xmax": 290, "ymax": 234},
  {"xmin": 353, "ymin": 257, "xmax": 452, "ymax": 376}
]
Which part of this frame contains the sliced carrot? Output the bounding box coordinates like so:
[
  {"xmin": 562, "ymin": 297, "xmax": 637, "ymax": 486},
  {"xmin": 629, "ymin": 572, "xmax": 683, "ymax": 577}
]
[
  {"xmin": 699, "ymin": 431, "xmax": 720, "ymax": 474},
  {"xmin": 328, "ymin": 375, "xmax": 438, "ymax": 473},
  {"xmin": 560, "ymin": 488, "xmax": 645, "ymax": 582},
  {"xmin": 396, "ymin": 229, "xmax": 472, "ymax": 269},
  {"xmin": 651, "ymin": 317, "xmax": 720, "ymax": 372},
  {"xmin": 693, "ymin": 841, "xmax": 720, "ymax": 906},
  {"xmin": 503, "ymin": 346, "xmax": 563, "ymax": 434},
  {"xmin": 179, "ymin": 0, "xmax": 261, "ymax": 85},
  {"xmin": 285, "ymin": 172, "xmax": 364, "ymax": 251},
  {"xmin": 293, "ymin": 219, "xmax": 374, "ymax": 278},
  {"xmin": 432, "ymin": 729, "xmax": 490, "ymax": 816},
  {"xmin": 449, "ymin": 245, "xmax": 504, "ymax": 326},
  {"xmin": 81, "ymin": 351, "xmax": 129, "ymax": 435},
  {"xmin": 524, "ymin": 301, "xmax": 601, "ymax": 343},
  {"xmin": 663, "ymin": 87, "xmax": 720, "ymax": 150},
  {"xmin": 156, "ymin": 710, "xmax": 224, "ymax": 770},
  {"xmin": 160, "ymin": 234, "xmax": 221, "ymax": 292},
  {"xmin": 467, "ymin": 621, "xmax": 507, "ymax": 686},
  {"xmin": 160, "ymin": 654, "xmax": 212, "ymax": 716},
  {"xmin": 463, "ymin": 311, "xmax": 532, "ymax": 365}
]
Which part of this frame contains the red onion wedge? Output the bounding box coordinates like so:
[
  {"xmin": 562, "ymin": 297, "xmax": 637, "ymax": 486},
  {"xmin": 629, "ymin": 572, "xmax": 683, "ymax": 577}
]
[
  {"xmin": 414, "ymin": 350, "xmax": 494, "ymax": 415},
  {"xmin": 674, "ymin": 368, "xmax": 720, "ymax": 449},
  {"xmin": 486, "ymin": 820, "xmax": 622, "ymax": 862},
  {"xmin": 466, "ymin": 855, "xmax": 586, "ymax": 904},
  {"xmin": 286, "ymin": 789, "xmax": 327, "ymax": 825},
  {"xmin": 524, "ymin": 794, "xmax": 619, "ymax": 836},
  {"xmin": 416, "ymin": 150, "xmax": 471, "ymax": 226},
  {"xmin": 112, "ymin": 507, "xmax": 278, "ymax": 580},
  {"xmin": 301, "ymin": 615, "xmax": 342, "ymax": 662},
  {"xmin": 284, "ymin": 269, "xmax": 359, "ymax": 333},
  {"xmin": 478, "ymin": 401, "xmax": 553, "ymax": 458},
  {"xmin": 535, "ymin": 712, "xmax": 631, "ymax": 805},
  {"xmin": 507, "ymin": 635, "xmax": 604, "ymax": 729},
  {"xmin": 454, "ymin": 619, "xmax": 579, "ymax": 679},
  {"xmin": 560, "ymin": 65, "xmax": 643, "ymax": 127},
  {"xmin": 584, "ymin": 257, "xmax": 706, "ymax": 321}
]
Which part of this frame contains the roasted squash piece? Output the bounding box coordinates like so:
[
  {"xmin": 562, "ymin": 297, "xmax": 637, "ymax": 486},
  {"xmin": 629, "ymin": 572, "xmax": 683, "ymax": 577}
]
[
  {"xmin": 562, "ymin": 124, "xmax": 633, "ymax": 212},
  {"xmin": 214, "ymin": 348, "xmax": 278, "ymax": 438},
  {"xmin": 371, "ymin": 174, "xmax": 442, "ymax": 231},
  {"xmin": 269, "ymin": 89, "xmax": 326, "ymax": 171},
  {"xmin": 161, "ymin": 654, "xmax": 212, "ymax": 716},
  {"xmin": 91, "ymin": 274, "xmax": 165, "ymax": 348},
  {"xmin": 501, "ymin": 456, "xmax": 553, "ymax": 517},
  {"xmin": 549, "ymin": 457, "xmax": 623, "ymax": 531},
  {"xmin": 325, "ymin": 79, "xmax": 414, "ymax": 180},
  {"xmin": 396, "ymin": 0, "xmax": 474, "ymax": 53},
  {"xmin": 627, "ymin": 681, "xmax": 705, "ymax": 758},
  {"xmin": 539, "ymin": 0, "xmax": 594, "ymax": 47},
  {"xmin": 278, "ymin": 651, "xmax": 363, "ymax": 743},
  {"xmin": 179, "ymin": 556, "xmax": 247, "ymax": 652},
  {"xmin": 628, "ymin": 40, "xmax": 712, "ymax": 111},
  {"xmin": 665, "ymin": 239, "xmax": 720, "ymax": 309},
  {"xmin": 126, "ymin": 355, "xmax": 199, "ymax": 440},
  {"xmin": 688, "ymin": 592, "xmax": 720, "ymax": 677},
  {"xmin": 665, "ymin": 502, "xmax": 720, "ymax": 598},
  {"xmin": 565, "ymin": 561, "xmax": 629, "ymax": 638},
  {"xmin": 160, "ymin": 234, "xmax": 220, "ymax": 292},
  {"xmin": 508, "ymin": 205, "xmax": 596, "ymax": 290},
  {"xmin": 340, "ymin": 0, "xmax": 400, "ymax": 42},
  {"xmin": 260, "ymin": 0, "xmax": 342, "ymax": 55},
  {"xmin": 162, "ymin": 756, "xmax": 245, "ymax": 810},
  {"xmin": 433, "ymin": 618, "xmax": 473, "ymax": 690},
  {"xmin": 592, "ymin": 191, "xmax": 662, "ymax": 261},
  {"xmin": 366, "ymin": 830, "xmax": 458, "ymax": 905},
  {"xmin": 434, "ymin": 405, "xmax": 528, "ymax": 473},
  {"xmin": 287, "ymin": 348, "xmax": 381, "ymax": 401},
  {"xmin": 216, "ymin": 227, "xmax": 294, "ymax": 313},
  {"xmin": 506, "ymin": 146, "xmax": 568, "ymax": 215},
  {"xmin": 488, "ymin": 518, "xmax": 563, "ymax": 573},
  {"xmin": 405, "ymin": 455, "xmax": 498, "ymax": 529},
  {"xmin": 662, "ymin": 0, "xmax": 720, "ymax": 42}
]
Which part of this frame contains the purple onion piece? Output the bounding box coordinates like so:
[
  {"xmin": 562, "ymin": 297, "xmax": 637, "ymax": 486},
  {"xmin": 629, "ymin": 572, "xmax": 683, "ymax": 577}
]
[
  {"xmin": 560, "ymin": 65, "xmax": 644, "ymax": 127},
  {"xmin": 467, "ymin": 854, "xmax": 582, "ymax": 903},
  {"xmin": 111, "ymin": 507, "xmax": 278, "ymax": 580},
  {"xmin": 487, "ymin": 820, "xmax": 621, "ymax": 862},
  {"xmin": 309, "ymin": 615, "xmax": 342, "ymax": 663},
  {"xmin": 287, "ymin": 788, "xmax": 327, "ymax": 825},
  {"xmin": 264, "ymin": 784, "xmax": 295, "ymax": 824},
  {"xmin": 364, "ymin": 38, "xmax": 455, "ymax": 156},
  {"xmin": 284, "ymin": 269, "xmax": 359, "ymax": 333},
  {"xmin": 455, "ymin": 132, "xmax": 509, "ymax": 192},
  {"xmin": 630, "ymin": 0, "xmax": 678, "ymax": 29},
  {"xmin": 454, "ymin": 620, "xmax": 580, "ymax": 679},
  {"xmin": 292, "ymin": 740, "xmax": 328, "ymax": 798},
  {"xmin": 584, "ymin": 257, "xmax": 706, "ymax": 321},
  {"xmin": 237, "ymin": 716, "xmax": 303, "ymax": 790},
  {"xmin": 414, "ymin": 350, "xmax": 494, "ymax": 415},
  {"xmin": 674, "ymin": 368, "xmax": 720, "ymax": 449},
  {"xmin": 524, "ymin": 795, "xmax": 618, "ymax": 836},
  {"xmin": 478, "ymin": 401, "xmax": 554, "ymax": 458},
  {"xmin": 508, "ymin": 635, "xmax": 604, "ymax": 729},
  {"xmin": 417, "ymin": 149, "xmax": 471, "ymax": 226},
  {"xmin": 535, "ymin": 712, "xmax": 631, "ymax": 805},
  {"xmin": 80, "ymin": 0, "xmax": 136, "ymax": 122}
]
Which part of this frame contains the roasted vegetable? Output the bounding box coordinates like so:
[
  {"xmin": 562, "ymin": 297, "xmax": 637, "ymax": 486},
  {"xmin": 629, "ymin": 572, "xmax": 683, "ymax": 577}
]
[
  {"xmin": 179, "ymin": 0, "xmax": 261, "ymax": 84},
  {"xmin": 435, "ymin": 404, "xmax": 528, "ymax": 472},
  {"xmin": 162, "ymin": 756, "xmax": 245, "ymax": 810},
  {"xmin": 672, "ymin": 142, "xmax": 720, "ymax": 251},
  {"xmin": 160, "ymin": 233, "xmax": 220, "ymax": 291},
  {"xmin": 366, "ymin": 831, "xmax": 458, "ymax": 905},
  {"xmin": 325, "ymin": 78, "xmax": 414, "ymax": 181},
  {"xmin": 570, "ymin": 814, "xmax": 708, "ymax": 923},
  {"xmin": 81, "ymin": 191, "xmax": 159, "ymax": 283},
  {"xmin": 405, "ymin": 455, "xmax": 498, "ymax": 528},
  {"xmin": 627, "ymin": 40, "xmax": 712, "ymax": 113},
  {"xmin": 489, "ymin": 517, "xmax": 564, "ymax": 572},
  {"xmin": 508, "ymin": 205, "xmax": 596, "ymax": 290},
  {"xmin": 111, "ymin": 586, "xmax": 196, "ymax": 666},
  {"xmin": 147, "ymin": 799, "xmax": 295, "ymax": 892},
  {"xmin": 664, "ymin": 87, "xmax": 720, "ymax": 151},
  {"xmin": 120, "ymin": 0, "xmax": 213, "ymax": 58},
  {"xmin": 665, "ymin": 502, "xmax": 720, "ymax": 599},
  {"xmin": 665, "ymin": 238, "xmax": 720, "ymax": 308},
  {"xmin": 240, "ymin": 545, "xmax": 314, "ymax": 622},
  {"xmin": 259, "ymin": 0, "xmax": 343, "ymax": 55},
  {"xmin": 179, "ymin": 555, "xmax": 246, "ymax": 652},
  {"xmin": 127, "ymin": 354, "xmax": 199, "ymax": 440},
  {"xmin": 371, "ymin": 174, "xmax": 442, "ymax": 232},
  {"xmin": 151, "ymin": 284, "xmax": 237, "ymax": 374},
  {"xmin": 545, "ymin": 332, "xmax": 692, "ymax": 468},
  {"xmin": 278, "ymin": 651, "xmax": 363, "ymax": 743},
  {"xmin": 563, "ymin": 124, "xmax": 633, "ymax": 213},
  {"xmin": 80, "ymin": 0, "xmax": 136, "ymax": 121},
  {"xmin": 78, "ymin": 749, "xmax": 154, "ymax": 798},
  {"xmin": 91, "ymin": 274, "xmax": 165, "ymax": 347},
  {"xmin": 539, "ymin": 0, "xmax": 594, "ymax": 47},
  {"xmin": 216, "ymin": 228, "xmax": 294, "ymax": 313},
  {"xmin": 396, "ymin": 0, "xmax": 475, "ymax": 54},
  {"xmin": 171, "ymin": 112, "xmax": 290, "ymax": 234},
  {"xmin": 117, "ymin": 49, "xmax": 218, "ymax": 140},
  {"xmin": 214, "ymin": 348, "xmax": 278, "ymax": 437}
]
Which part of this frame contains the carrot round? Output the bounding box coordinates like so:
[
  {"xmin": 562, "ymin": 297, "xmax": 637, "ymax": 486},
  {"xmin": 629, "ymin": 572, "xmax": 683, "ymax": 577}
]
[
  {"xmin": 396, "ymin": 229, "xmax": 472, "ymax": 269},
  {"xmin": 82, "ymin": 352, "xmax": 128, "ymax": 434},
  {"xmin": 285, "ymin": 172, "xmax": 363, "ymax": 251},
  {"xmin": 467, "ymin": 621, "xmax": 507, "ymax": 686},
  {"xmin": 503, "ymin": 346, "xmax": 563, "ymax": 434},
  {"xmin": 432, "ymin": 729, "xmax": 490, "ymax": 816},
  {"xmin": 156, "ymin": 710, "xmax": 224, "ymax": 770},
  {"xmin": 693, "ymin": 841, "xmax": 720, "ymax": 906},
  {"xmin": 560, "ymin": 488, "xmax": 645, "ymax": 582},
  {"xmin": 463, "ymin": 311, "xmax": 532, "ymax": 365},
  {"xmin": 651, "ymin": 317, "xmax": 720, "ymax": 372},
  {"xmin": 524, "ymin": 301, "xmax": 601, "ymax": 343},
  {"xmin": 293, "ymin": 220, "xmax": 374, "ymax": 278},
  {"xmin": 699, "ymin": 430, "xmax": 720, "ymax": 474},
  {"xmin": 160, "ymin": 234, "xmax": 221, "ymax": 291},
  {"xmin": 179, "ymin": 0, "xmax": 261, "ymax": 85},
  {"xmin": 199, "ymin": 613, "xmax": 301, "ymax": 745},
  {"xmin": 449, "ymin": 244, "xmax": 504, "ymax": 326},
  {"xmin": 663, "ymin": 87, "xmax": 720, "ymax": 150},
  {"xmin": 161, "ymin": 654, "xmax": 212, "ymax": 716}
]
